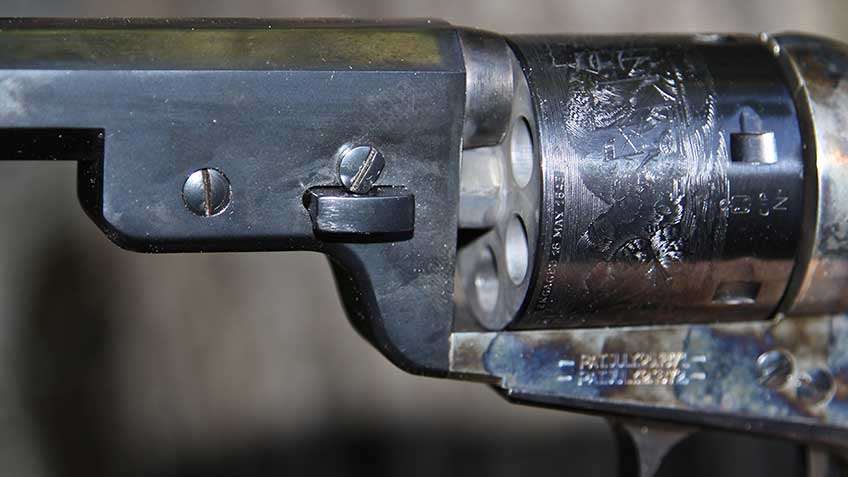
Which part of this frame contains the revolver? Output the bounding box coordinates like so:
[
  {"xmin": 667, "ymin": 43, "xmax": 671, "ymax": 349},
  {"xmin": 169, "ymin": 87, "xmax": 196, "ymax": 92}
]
[{"xmin": 2, "ymin": 18, "xmax": 848, "ymax": 475}]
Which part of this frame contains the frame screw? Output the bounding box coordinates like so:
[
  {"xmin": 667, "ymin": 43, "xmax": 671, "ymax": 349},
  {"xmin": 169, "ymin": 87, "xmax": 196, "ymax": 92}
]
[
  {"xmin": 338, "ymin": 145, "xmax": 385, "ymax": 194},
  {"xmin": 183, "ymin": 168, "xmax": 231, "ymax": 216},
  {"xmin": 797, "ymin": 367, "xmax": 836, "ymax": 407},
  {"xmin": 756, "ymin": 350, "xmax": 794, "ymax": 389}
]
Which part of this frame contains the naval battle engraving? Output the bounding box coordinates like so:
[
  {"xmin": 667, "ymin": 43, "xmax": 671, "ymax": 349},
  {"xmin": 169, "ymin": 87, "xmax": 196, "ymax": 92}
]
[{"xmin": 526, "ymin": 43, "xmax": 728, "ymax": 323}]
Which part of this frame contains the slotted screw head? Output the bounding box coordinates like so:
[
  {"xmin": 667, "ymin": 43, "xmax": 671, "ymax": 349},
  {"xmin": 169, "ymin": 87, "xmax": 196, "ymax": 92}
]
[
  {"xmin": 797, "ymin": 367, "xmax": 836, "ymax": 407},
  {"xmin": 183, "ymin": 168, "xmax": 231, "ymax": 217},
  {"xmin": 756, "ymin": 350, "xmax": 794, "ymax": 389},
  {"xmin": 338, "ymin": 145, "xmax": 385, "ymax": 194}
]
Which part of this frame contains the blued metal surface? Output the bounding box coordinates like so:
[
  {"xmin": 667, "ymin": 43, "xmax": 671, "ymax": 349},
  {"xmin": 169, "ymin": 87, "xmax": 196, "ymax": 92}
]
[
  {"xmin": 0, "ymin": 128, "xmax": 103, "ymax": 161},
  {"xmin": 775, "ymin": 34, "xmax": 848, "ymax": 316},
  {"xmin": 7, "ymin": 20, "xmax": 848, "ymax": 451},
  {"xmin": 0, "ymin": 19, "xmax": 465, "ymax": 375},
  {"xmin": 508, "ymin": 36, "xmax": 804, "ymax": 328},
  {"xmin": 450, "ymin": 314, "xmax": 848, "ymax": 445},
  {"xmin": 451, "ymin": 32, "xmax": 848, "ymax": 449},
  {"xmin": 304, "ymin": 186, "xmax": 414, "ymax": 237}
]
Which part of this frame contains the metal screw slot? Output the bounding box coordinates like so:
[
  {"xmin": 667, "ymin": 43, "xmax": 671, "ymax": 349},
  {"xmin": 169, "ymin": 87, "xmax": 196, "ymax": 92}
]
[
  {"xmin": 756, "ymin": 350, "xmax": 794, "ymax": 389},
  {"xmin": 183, "ymin": 168, "xmax": 231, "ymax": 217},
  {"xmin": 338, "ymin": 145, "xmax": 385, "ymax": 194}
]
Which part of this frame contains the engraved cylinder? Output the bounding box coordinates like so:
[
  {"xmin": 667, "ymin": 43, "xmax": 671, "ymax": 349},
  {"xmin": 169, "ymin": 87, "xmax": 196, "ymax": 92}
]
[{"xmin": 508, "ymin": 35, "xmax": 806, "ymax": 328}]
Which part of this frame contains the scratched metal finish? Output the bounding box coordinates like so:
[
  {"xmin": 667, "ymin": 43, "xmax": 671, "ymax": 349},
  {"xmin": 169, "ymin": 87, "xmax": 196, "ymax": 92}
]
[
  {"xmin": 451, "ymin": 314, "xmax": 848, "ymax": 444},
  {"xmin": 508, "ymin": 36, "xmax": 802, "ymax": 328}
]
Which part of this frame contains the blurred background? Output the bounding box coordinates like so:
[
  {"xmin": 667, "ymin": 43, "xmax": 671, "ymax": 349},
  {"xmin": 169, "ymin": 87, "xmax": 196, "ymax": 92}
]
[{"xmin": 0, "ymin": 1, "xmax": 844, "ymax": 476}]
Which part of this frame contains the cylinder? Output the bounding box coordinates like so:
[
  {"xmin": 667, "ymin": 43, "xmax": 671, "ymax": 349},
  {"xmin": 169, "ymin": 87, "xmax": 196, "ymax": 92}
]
[{"xmin": 508, "ymin": 35, "xmax": 806, "ymax": 329}]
